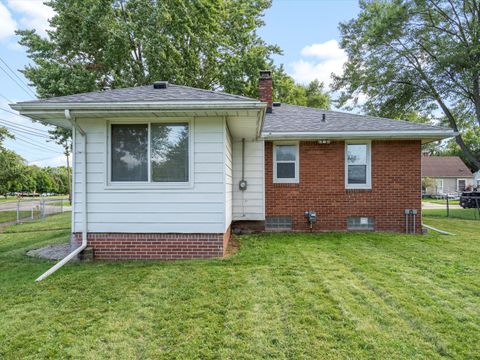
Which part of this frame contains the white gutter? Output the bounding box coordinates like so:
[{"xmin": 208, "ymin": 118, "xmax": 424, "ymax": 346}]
[
  {"xmin": 36, "ymin": 110, "xmax": 87, "ymax": 281},
  {"xmin": 11, "ymin": 100, "xmax": 266, "ymax": 112},
  {"xmin": 261, "ymin": 129, "xmax": 457, "ymax": 140}
]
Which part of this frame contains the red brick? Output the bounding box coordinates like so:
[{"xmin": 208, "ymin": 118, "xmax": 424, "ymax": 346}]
[
  {"xmin": 73, "ymin": 226, "xmax": 231, "ymax": 261},
  {"xmin": 264, "ymin": 140, "xmax": 422, "ymax": 233}
]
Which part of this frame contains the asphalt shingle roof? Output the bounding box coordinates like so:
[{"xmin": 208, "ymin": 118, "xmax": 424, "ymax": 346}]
[
  {"xmin": 422, "ymin": 156, "xmax": 473, "ymax": 177},
  {"xmin": 16, "ymin": 84, "xmax": 257, "ymax": 104},
  {"xmin": 15, "ymin": 84, "xmax": 453, "ymax": 135},
  {"xmin": 263, "ymin": 104, "xmax": 451, "ymax": 133}
]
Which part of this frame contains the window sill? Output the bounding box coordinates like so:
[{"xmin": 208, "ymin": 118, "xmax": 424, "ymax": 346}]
[
  {"xmin": 273, "ymin": 182, "xmax": 300, "ymax": 187},
  {"xmin": 105, "ymin": 182, "xmax": 194, "ymax": 191},
  {"xmin": 345, "ymin": 188, "xmax": 372, "ymax": 193}
]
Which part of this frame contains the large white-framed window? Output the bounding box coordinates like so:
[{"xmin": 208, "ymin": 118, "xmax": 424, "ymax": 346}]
[
  {"xmin": 273, "ymin": 142, "xmax": 299, "ymax": 183},
  {"xmin": 435, "ymin": 179, "xmax": 444, "ymax": 194},
  {"xmin": 106, "ymin": 119, "xmax": 193, "ymax": 189},
  {"xmin": 345, "ymin": 141, "xmax": 371, "ymax": 189}
]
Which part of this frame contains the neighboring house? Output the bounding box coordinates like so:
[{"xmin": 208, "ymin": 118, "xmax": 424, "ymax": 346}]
[
  {"xmin": 11, "ymin": 71, "xmax": 455, "ymax": 262},
  {"xmin": 474, "ymin": 171, "xmax": 480, "ymax": 189},
  {"xmin": 422, "ymin": 156, "xmax": 473, "ymax": 195}
]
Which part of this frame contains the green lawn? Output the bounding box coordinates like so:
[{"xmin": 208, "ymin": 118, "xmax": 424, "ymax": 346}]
[
  {"xmin": 0, "ymin": 195, "xmax": 68, "ymax": 203},
  {"xmin": 423, "ymin": 208, "xmax": 479, "ymax": 220},
  {"xmin": 0, "ymin": 213, "xmax": 479, "ymax": 359},
  {"xmin": 422, "ymin": 198, "xmax": 460, "ymax": 205},
  {"xmin": 49, "ymin": 199, "xmax": 70, "ymax": 207},
  {"xmin": 0, "ymin": 211, "xmax": 39, "ymax": 224}
]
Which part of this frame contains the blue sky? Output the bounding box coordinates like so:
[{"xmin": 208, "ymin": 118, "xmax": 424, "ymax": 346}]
[{"xmin": 0, "ymin": 0, "xmax": 360, "ymax": 167}]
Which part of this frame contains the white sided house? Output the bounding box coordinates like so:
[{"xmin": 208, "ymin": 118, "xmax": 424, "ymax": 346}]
[
  {"xmin": 13, "ymin": 81, "xmax": 266, "ymax": 264},
  {"xmin": 11, "ymin": 71, "xmax": 455, "ymax": 280}
]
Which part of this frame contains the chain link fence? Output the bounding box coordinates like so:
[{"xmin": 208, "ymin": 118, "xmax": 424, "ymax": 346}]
[
  {"xmin": 0, "ymin": 198, "xmax": 70, "ymax": 227},
  {"xmin": 422, "ymin": 195, "xmax": 479, "ymax": 220}
]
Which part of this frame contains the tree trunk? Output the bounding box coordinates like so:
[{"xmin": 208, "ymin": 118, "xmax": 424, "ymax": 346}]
[
  {"xmin": 435, "ymin": 96, "xmax": 480, "ymax": 171},
  {"xmin": 473, "ymin": 76, "xmax": 480, "ymax": 127}
]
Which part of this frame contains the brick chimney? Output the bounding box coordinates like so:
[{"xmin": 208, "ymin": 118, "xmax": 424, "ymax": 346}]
[{"xmin": 259, "ymin": 70, "xmax": 273, "ymax": 113}]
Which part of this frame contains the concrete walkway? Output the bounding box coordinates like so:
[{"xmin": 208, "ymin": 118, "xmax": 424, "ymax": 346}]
[{"xmin": 422, "ymin": 202, "xmax": 462, "ymax": 210}]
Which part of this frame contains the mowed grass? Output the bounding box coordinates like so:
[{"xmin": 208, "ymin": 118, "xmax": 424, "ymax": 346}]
[
  {"xmin": 0, "ymin": 213, "xmax": 479, "ymax": 359},
  {"xmin": 422, "ymin": 198, "xmax": 460, "ymax": 205},
  {"xmin": 0, "ymin": 211, "xmax": 40, "ymax": 224},
  {"xmin": 0, "ymin": 195, "xmax": 67, "ymax": 203},
  {"xmin": 423, "ymin": 208, "xmax": 479, "ymax": 220}
]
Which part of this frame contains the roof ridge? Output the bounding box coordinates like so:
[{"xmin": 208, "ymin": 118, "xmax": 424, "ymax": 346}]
[
  {"xmin": 172, "ymin": 84, "xmax": 257, "ymax": 101},
  {"xmin": 15, "ymin": 83, "xmax": 260, "ymax": 105}
]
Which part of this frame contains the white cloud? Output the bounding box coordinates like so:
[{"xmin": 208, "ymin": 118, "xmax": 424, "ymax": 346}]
[
  {"xmin": 6, "ymin": 0, "xmax": 54, "ymax": 37},
  {"xmin": 301, "ymin": 40, "xmax": 346, "ymax": 60},
  {"xmin": 289, "ymin": 39, "xmax": 347, "ymax": 87},
  {"xmin": 0, "ymin": 2, "xmax": 17, "ymax": 39},
  {"xmin": 31, "ymin": 154, "xmax": 67, "ymax": 167}
]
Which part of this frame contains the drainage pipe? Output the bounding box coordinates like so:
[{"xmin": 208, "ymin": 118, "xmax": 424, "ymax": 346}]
[
  {"xmin": 422, "ymin": 223, "xmax": 456, "ymax": 236},
  {"xmin": 36, "ymin": 110, "xmax": 87, "ymax": 281}
]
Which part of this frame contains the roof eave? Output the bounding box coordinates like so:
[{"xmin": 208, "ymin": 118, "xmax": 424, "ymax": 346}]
[
  {"xmin": 261, "ymin": 130, "xmax": 457, "ymax": 143},
  {"xmin": 10, "ymin": 100, "xmax": 266, "ymax": 112}
]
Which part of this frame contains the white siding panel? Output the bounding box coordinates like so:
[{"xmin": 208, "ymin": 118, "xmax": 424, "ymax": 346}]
[
  {"xmin": 225, "ymin": 123, "xmax": 233, "ymax": 230},
  {"xmin": 232, "ymin": 139, "xmax": 265, "ymax": 221},
  {"xmin": 73, "ymin": 117, "xmax": 226, "ymax": 234}
]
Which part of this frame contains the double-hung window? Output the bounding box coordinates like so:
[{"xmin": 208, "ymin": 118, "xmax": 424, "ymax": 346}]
[
  {"xmin": 110, "ymin": 121, "xmax": 191, "ymax": 186},
  {"xmin": 273, "ymin": 143, "xmax": 299, "ymax": 183},
  {"xmin": 345, "ymin": 141, "xmax": 371, "ymax": 189}
]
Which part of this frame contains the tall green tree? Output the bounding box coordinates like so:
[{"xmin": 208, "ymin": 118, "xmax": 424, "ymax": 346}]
[
  {"xmin": 0, "ymin": 127, "xmax": 12, "ymax": 149},
  {"xmin": 0, "ymin": 127, "xmax": 26, "ymax": 197},
  {"xmin": 17, "ymin": 0, "xmax": 280, "ymax": 99},
  {"xmin": 17, "ymin": 0, "xmax": 281, "ymax": 152},
  {"xmin": 333, "ymin": 0, "xmax": 480, "ymax": 170},
  {"xmin": 273, "ymin": 67, "xmax": 330, "ymax": 109}
]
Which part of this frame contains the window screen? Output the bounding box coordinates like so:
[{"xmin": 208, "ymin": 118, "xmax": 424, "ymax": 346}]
[
  {"xmin": 111, "ymin": 124, "xmax": 148, "ymax": 181},
  {"xmin": 275, "ymin": 144, "xmax": 298, "ymax": 182},
  {"xmin": 347, "ymin": 144, "xmax": 367, "ymax": 184},
  {"xmin": 151, "ymin": 123, "xmax": 189, "ymax": 182}
]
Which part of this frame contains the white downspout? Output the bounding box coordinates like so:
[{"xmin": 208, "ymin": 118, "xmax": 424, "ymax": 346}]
[{"xmin": 36, "ymin": 110, "xmax": 87, "ymax": 281}]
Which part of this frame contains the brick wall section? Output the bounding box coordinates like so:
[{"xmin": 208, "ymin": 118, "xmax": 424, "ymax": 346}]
[
  {"xmin": 259, "ymin": 77, "xmax": 273, "ymax": 109},
  {"xmin": 73, "ymin": 230, "xmax": 231, "ymax": 260},
  {"xmin": 265, "ymin": 140, "xmax": 422, "ymax": 233}
]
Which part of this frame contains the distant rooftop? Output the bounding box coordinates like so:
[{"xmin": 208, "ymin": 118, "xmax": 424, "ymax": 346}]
[{"xmin": 422, "ymin": 156, "xmax": 473, "ymax": 178}]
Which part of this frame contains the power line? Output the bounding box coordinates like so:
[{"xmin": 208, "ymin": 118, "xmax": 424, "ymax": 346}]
[
  {"xmin": 0, "ymin": 123, "xmax": 51, "ymax": 138},
  {"xmin": 0, "ymin": 122, "xmax": 51, "ymax": 140},
  {"xmin": 0, "ymin": 57, "xmax": 35, "ymax": 97},
  {"xmin": 0, "ymin": 119, "xmax": 50, "ymax": 136},
  {"xmin": 0, "ymin": 106, "xmax": 39, "ymax": 121},
  {"xmin": 1, "ymin": 123, "xmax": 62, "ymax": 153},
  {"xmin": 0, "ymin": 108, "xmax": 58, "ymax": 134},
  {"xmin": 0, "ymin": 117, "xmax": 51, "ymax": 135},
  {"xmin": 0, "ymin": 62, "xmax": 37, "ymax": 98},
  {"xmin": 29, "ymin": 156, "xmax": 64, "ymax": 163},
  {"xmin": 1, "ymin": 123, "xmax": 51, "ymax": 139},
  {"xmin": 13, "ymin": 136, "xmax": 62, "ymax": 154},
  {"xmin": 0, "ymin": 92, "xmax": 13, "ymax": 103}
]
